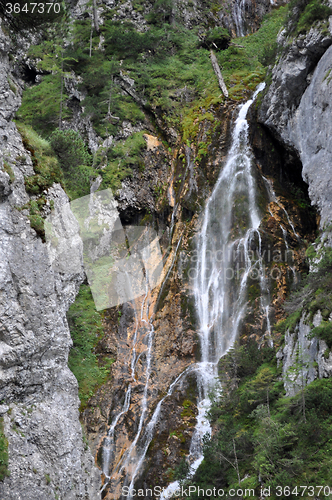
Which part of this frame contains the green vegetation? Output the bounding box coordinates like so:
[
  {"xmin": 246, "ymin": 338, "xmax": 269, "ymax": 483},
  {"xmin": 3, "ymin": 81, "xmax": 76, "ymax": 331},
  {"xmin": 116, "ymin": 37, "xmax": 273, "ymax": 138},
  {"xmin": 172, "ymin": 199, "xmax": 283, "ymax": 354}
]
[
  {"xmin": 99, "ymin": 131, "xmax": 146, "ymax": 192},
  {"xmin": 0, "ymin": 417, "xmax": 9, "ymax": 481},
  {"xmin": 17, "ymin": 124, "xmax": 63, "ymax": 195},
  {"xmin": 189, "ymin": 343, "xmax": 332, "ymax": 498},
  {"xmin": 17, "ymin": 2, "xmax": 288, "ymax": 149},
  {"xmin": 3, "ymin": 161, "xmax": 15, "ymax": 183},
  {"xmin": 49, "ymin": 129, "xmax": 94, "ymax": 199},
  {"xmin": 16, "ymin": 73, "xmax": 71, "ymax": 137},
  {"xmin": 274, "ymin": 243, "xmax": 332, "ymax": 337},
  {"xmin": 275, "ymin": 309, "xmax": 302, "ymax": 335},
  {"xmin": 288, "ymin": 0, "xmax": 332, "ymax": 34},
  {"xmin": 214, "ymin": 6, "xmax": 287, "ymax": 99},
  {"xmin": 311, "ymin": 321, "xmax": 332, "ymax": 349},
  {"xmin": 67, "ymin": 284, "xmax": 114, "ymax": 409},
  {"xmin": 15, "ymin": 124, "xmax": 63, "ymax": 238}
]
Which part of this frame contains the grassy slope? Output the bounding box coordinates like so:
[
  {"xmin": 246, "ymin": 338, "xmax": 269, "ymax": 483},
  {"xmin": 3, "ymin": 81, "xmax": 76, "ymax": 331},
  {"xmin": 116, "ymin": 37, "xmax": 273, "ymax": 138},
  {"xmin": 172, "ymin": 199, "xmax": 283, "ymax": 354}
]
[{"xmin": 67, "ymin": 285, "xmax": 114, "ymax": 409}]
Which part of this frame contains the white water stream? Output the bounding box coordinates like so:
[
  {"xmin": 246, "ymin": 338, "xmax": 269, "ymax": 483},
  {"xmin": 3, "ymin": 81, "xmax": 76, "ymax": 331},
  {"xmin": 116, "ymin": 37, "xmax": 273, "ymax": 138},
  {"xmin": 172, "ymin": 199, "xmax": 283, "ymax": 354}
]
[
  {"xmin": 233, "ymin": 0, "xmax": 247, "ymax": 37},
  {"xmin": 161, "ymin": 83, "xmax": 268, "ymax": 498}
]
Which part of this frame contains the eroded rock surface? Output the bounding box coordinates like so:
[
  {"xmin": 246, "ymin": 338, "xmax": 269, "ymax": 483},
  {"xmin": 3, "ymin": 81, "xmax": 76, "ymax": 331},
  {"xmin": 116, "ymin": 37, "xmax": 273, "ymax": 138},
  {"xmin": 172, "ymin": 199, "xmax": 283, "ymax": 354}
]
[
  {"xmin": 259, "ymin": 26, "xmax": 332, "ymax": 227},
  {"xmin": 0, "ymin": 27, "xmax": 101, "ymax": 500}
]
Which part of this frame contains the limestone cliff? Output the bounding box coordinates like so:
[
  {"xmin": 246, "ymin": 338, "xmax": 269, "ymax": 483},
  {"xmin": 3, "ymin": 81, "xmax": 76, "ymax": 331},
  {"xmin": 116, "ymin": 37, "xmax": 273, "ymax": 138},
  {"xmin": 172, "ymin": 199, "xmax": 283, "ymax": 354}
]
[
  {"xmin": 259, "ymin": 23, "xmax": 332, "ymax": 228},
  {"xmin": 0, "ymin": 28, "xmax": 101, "ymax": 500}
]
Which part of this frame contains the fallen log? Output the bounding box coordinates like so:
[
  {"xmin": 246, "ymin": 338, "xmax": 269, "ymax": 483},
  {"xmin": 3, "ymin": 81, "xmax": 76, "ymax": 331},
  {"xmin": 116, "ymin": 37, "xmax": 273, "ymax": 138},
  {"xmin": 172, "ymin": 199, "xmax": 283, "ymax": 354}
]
[{"xmin": 210, "ymin": 50, "xmax": 228, "ymax": 98}]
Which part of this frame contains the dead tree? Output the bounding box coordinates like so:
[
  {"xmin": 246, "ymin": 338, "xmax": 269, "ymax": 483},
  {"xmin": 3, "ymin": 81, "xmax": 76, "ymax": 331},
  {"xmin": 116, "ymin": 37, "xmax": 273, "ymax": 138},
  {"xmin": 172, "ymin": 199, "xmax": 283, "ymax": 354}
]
[
  {"xmin": 92, "ymin": 0, "xmax": 100, "ymax": 33},
  {"xmin": 210, "ymin": 50, "xmax": 228, "ymax": 98}
]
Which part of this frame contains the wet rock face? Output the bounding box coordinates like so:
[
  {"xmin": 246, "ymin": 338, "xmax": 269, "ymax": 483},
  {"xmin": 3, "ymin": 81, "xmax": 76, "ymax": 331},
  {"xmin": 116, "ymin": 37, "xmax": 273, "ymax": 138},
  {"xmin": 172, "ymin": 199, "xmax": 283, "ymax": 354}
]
[
  {"xmin": 0, "ymin": 28, "xmax": 101, "ymax": 500},
  {"xmin": 259, "ymin": 27, "xmax": 332, "ymax": 227}
]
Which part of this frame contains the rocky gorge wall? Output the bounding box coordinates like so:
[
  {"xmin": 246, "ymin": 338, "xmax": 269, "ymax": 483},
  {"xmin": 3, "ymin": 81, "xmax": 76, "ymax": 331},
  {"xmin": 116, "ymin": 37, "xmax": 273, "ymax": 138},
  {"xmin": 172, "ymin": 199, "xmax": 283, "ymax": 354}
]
[
  {"xmin": 259, "ymin": 11, "xmax": 332, "ymax": 397},
  {"xmin": 0, "ymin": 27, "xmax": 101, "ymax": 500}
]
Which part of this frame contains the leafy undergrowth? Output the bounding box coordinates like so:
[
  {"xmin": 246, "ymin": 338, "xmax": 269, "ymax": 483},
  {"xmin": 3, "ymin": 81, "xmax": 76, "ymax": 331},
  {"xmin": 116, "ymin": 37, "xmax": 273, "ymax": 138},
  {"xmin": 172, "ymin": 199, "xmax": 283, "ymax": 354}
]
[
  {"xmin": 185, "ymin": 342, "xmax": 332, "ymax": 499},
  {"xmin": 67, "ymin": 284, "xmax": 114, "ymax": 410},
  {"xmin": 16, "ymin": 124, "xmax": 62, "ymax": 239},
  {"xmin": 287, "ymin": 0, "xmax": 332, "ymax": 35},
  {"xmin": 18, "ymin": 3, "xmax": 288, "ymax": 146},
  {"xmin": 0, "ymin": 417, "xmax": 9, "ymax": 481}
]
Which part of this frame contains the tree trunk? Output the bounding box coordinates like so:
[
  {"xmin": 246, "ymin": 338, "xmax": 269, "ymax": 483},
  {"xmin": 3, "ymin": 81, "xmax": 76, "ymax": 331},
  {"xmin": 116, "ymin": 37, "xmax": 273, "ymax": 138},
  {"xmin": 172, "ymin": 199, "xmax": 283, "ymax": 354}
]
[
  {"xmin": 233, "ymin": 438, "xmax": 241, "ymax": 487},
  {"xmin": 92, "ymin": 0, "xmax": 99, "ymax": 33},
  {"xmin": 59, "ymin": 51, "xmax": 64, "ymax": 129},
  {"xmin": 210, "ymin": 50, "xmax": 228, "ymax": 98},
  {"xmin": 89, "ymin": 20, "xmax": 93, "ymax": 57}
]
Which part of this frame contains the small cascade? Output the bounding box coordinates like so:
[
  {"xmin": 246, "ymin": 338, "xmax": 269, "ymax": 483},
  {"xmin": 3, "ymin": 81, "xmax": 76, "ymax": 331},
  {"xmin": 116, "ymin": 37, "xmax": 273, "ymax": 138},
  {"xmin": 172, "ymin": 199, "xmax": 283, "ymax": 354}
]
[
  {"xmin": 263, "ymin": 175, "xmax": 298, "ymax": 284},
  {"xmin": 233, "ymin": 0, "xmax": 247, "ymax": 37},
  {"xmin": 169, "ymin": 146, "xmax": 194, "ymax": 243},
  {"xmin": 280, "ymin": 224, "xmax": 297, "ymax": 280},
  {"xmin": 101, "ymin": 261, "xmax": 157, "ymax": 496}
]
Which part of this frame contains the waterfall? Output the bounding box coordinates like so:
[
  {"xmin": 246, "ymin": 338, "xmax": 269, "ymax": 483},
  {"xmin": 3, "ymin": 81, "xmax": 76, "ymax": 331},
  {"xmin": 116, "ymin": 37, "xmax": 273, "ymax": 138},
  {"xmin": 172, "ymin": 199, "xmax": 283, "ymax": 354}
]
[
  {"xmin": 102, "ymin": 83, "xmax": 270, "ymax": 498},
  {"xmin": 161, "ymin": 82, "xmax": 267, "ymax": 498},
  {"xmin": 233, "ymin": 0, "xmax": 247, "ymax": 37}
]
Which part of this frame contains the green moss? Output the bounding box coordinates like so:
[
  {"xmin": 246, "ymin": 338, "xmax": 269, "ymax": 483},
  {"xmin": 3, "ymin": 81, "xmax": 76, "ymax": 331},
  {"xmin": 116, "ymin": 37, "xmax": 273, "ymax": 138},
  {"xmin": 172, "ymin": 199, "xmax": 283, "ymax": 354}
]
[
  {"xmin": 181, "ymin": 399, "xmax": 195, "ymax": 419},
  {"xmin": 67, "ymin": 284, "xmax": 114, "ymax": 409},
  {"xmin": 17, "ymin": 124, "xmax": 63, "ymax": 196},
  {"xmin": 311, "ymin": 321, "xmax": 332, "ymax": 349},
  {"xmin": 275, "ymin": 309, "xmax": 302, "ymax": 335},
  {"xmin": 3, "ymin": 161, "xmax": 15, "ymax": 183},
  {"xmin": 0, "ymin": 417, "xmax": 9, "ymax": 481}
]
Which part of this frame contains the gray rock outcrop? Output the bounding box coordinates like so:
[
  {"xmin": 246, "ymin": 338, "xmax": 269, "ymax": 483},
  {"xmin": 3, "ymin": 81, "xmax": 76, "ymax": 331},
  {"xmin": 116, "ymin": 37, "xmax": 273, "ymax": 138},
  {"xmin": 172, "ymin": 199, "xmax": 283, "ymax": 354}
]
[
  {"xmin": 0, "ymin": 27, "xmax": 101, "ymax": 500},
  {"xmin": 277, "ymin": 311, "xmax": 332, "ymax": 396},
  {"xmin": 259, "ymin": 24, "xmax": 332, "ymax": 227}
]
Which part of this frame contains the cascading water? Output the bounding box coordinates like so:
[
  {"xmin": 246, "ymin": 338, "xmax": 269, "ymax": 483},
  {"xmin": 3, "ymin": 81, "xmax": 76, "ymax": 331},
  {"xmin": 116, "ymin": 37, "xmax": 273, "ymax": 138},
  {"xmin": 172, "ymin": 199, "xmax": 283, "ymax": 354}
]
[
  {"xmin": 262, "ymin": 175, "xmax": 298, "ymax": 283},
  {"xmin": 100, "ymin": 239, "xmax": 159, "ymax": 497},
  {"xmin": 233, "ymin": 0, "xmax": 247, "ymax": 37},
  {"xmin": 161, "ymin": 83, "xmax": 268, "ymax": 498},
  {"xmin": 102, "ymin": 83, "xmax": 272, "ymax": 499}
]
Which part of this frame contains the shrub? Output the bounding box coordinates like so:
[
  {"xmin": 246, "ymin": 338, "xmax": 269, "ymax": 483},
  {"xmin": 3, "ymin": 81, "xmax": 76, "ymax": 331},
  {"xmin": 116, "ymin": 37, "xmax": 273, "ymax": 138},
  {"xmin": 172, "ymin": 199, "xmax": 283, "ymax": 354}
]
[
  {"xmin": 297, "ymin": 0, "xmax": 332, "ymax": 32},
  {"xmin": 50, "ymin": 129, "xmax": 94, "ymax": 199},
  {"xmin": 311, "ymin": 321, "xmax": 332, "ymax": 349}
]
